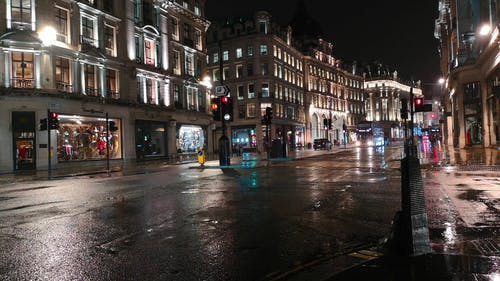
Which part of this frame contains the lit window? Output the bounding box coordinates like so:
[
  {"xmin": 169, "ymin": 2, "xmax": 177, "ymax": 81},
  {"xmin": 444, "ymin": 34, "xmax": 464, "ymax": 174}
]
[
  {"xmin": 194, "ymin": 0, "xmax": 201, "ymax": 15},
  {"xmin": 173, "ymin": 50, "xmax": 181, "ymax": 75},
  {"xmin": 236, "ymin": 48, "xmax": 242, "ymax": 58},
  {"xmin": 213, "ymin": 53, "xmax": 219, "ymax": 63},
  {"xmin": 185, "ymin": 52, "xmax": 194, "ymax": 76},
  {"xmin": 262, "ymin": 83, "xmax": 269, "ymax": 97},
  {"xmin": 195, "ymin": 29, "xmax": 202, "ymax": 50},
  {"xmin": 223, "ymin": 50, "xmax": 229, "ymax": 61},
  {"xmin": 237, "ymin": 85, "xmax": 245, "ymax": 100},
  {"xmin": 104, "ymin": 24, "xmax": 116, "ymax": 56},
  {"xmin": 260, "ymin": 45, "xmax": 268, "ymax": 55},
  {"xmin": 247, "ymin": 46, "xmax": 253, "ymax": 56},
  {"xmin": 11, "ymin": 52, "xmax": 34, "ymax": 88},
  {"xmin": 236, "ymin": 65, "xmax": 243, "ymax": 78},
  {"xmin": 84, "ymin": 64, "xmax": 97, "ymax": 96},
  {"xmin": 171, "ymin": 17, "xmax": 179, "ymax": 40},
  {"xmin": 10, "ymin": 0, "xmax": 32, "ymax": 30},
  {"xmin": 246, "ymin": 103, "xmax": 256, "ymax": 118},
  {"xmin": 55, "ymin": 57, "xmax": 71, "ymax": 92},
  {"xmin": 144, "ymin": 38, "xmax": 156, "ymax": 65},
  {"xmin": 248, "ymin": 84, "xmax": 255, "ymax": 99},
  {"xmin": 81, "ymin": 14, "xmax": 97, "ymax": 46},
  {"xmin": 106, "ymin": 69, "xmax": 119, "ymax": 99},
  {"xmin": 55, "ymin": 6, "xmax": 69, "ymax": 43}
]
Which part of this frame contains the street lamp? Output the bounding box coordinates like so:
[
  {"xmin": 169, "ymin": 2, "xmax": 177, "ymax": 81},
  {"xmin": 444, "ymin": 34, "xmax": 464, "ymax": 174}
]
[
  {"xmin": 38, "ymin": 26, "xmax": 57, "ymax": 46},
  {"xmin": 479, "ymin": 23, "xmax": 492, "ymax": 36},
  {"xmin": 200, "ymin": 75, "xmax": 212, "ymax": 90}
]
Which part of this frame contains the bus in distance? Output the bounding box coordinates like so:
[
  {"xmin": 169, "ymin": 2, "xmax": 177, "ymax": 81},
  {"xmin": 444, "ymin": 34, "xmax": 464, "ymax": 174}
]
[{"xmin": 355, "ymin": 121, "xmax": 385, "ymax": 147}]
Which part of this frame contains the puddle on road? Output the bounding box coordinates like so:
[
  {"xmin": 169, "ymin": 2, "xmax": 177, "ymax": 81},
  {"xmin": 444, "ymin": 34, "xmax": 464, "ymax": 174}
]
[{"xmin": 457, "ymin": 189, "xmax": 486, "ymax": 201}]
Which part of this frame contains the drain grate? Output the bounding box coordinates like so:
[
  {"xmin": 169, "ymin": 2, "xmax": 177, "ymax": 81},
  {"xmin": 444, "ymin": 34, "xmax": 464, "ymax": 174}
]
[{"xmin": 471, "ymin": 238, "xmax": 500, "ymax": 255}]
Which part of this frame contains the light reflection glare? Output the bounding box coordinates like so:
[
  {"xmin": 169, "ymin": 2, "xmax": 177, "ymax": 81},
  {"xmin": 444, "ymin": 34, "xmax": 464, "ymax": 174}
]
[
  {"xmin": 490, "ymin": 273, "xmax": 500, "ymax": 281},
  {"xmin": 443, "ymin": 222, "xmax": 456, "ymax": 245}
]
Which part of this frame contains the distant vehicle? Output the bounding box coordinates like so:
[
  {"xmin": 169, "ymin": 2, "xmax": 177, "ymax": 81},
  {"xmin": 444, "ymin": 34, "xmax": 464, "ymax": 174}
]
[
  {"xmin": 313, "ymin": 138, "xmax": 331, "ymax": 150},
  {"xmin": 355, "ymin": 121, "xmax": 385, "ymax": 147}
]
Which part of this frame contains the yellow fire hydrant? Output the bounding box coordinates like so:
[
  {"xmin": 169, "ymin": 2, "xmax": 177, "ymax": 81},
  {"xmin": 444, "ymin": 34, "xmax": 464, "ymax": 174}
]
[{"xmin": 197, "ymin": 148, "xmax": 206, "ymax": 166}]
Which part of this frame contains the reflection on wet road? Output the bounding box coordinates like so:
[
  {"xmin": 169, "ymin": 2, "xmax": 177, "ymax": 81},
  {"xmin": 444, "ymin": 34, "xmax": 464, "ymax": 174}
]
[{"xmin": 0, "ymin": 145, "xmax": 499, "ymax": 280}]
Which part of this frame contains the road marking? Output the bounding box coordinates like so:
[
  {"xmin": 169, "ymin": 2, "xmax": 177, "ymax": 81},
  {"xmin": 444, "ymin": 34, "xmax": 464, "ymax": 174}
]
[{"xmin": 348, "ymin": 250, "xmax": 383, "ymax": 260}]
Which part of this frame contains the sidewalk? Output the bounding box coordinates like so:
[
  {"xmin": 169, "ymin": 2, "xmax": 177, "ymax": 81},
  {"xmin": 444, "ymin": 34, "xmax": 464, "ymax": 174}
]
[
  {"xmin": 0, "ymin": 146, "xmax": 353, "ymax": 185},
  {"xmin": 326, "ymin": 253, "xmax": 500, "ymax": 280},
  {"xmin": 325, "ymin": 145, "xmax": 500, "ymax": 281}
]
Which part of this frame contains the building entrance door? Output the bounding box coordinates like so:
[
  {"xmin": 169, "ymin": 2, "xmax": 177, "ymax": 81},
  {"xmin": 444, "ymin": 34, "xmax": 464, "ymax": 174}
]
[{"xmin": 12, "ymin": 112, "xmax": 36, "ymax": 170}]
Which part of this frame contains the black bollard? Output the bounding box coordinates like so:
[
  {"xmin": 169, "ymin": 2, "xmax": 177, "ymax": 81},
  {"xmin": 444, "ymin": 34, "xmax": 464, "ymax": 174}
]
[
  {"xmin": 399, "ymin": 152, "xmax": 431, "ymax": 256},
  {"xmin": 219, "ymin": 135, "xmax": 230, "ymax": 166}
]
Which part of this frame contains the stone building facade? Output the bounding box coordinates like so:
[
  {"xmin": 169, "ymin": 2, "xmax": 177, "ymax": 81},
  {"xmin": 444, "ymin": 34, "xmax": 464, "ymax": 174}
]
[
  {"xmin": 0, "ymin": 0, "xmax": 213, "ymax": 173},
  {"xmin": 435, "ymin": 0, "xmax": 499, "ymax": 148}
]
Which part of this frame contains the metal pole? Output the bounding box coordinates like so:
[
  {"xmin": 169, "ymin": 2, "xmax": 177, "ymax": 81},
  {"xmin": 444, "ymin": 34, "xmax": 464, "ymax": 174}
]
[
  {"xmin": 218, "ymin": 40, "xmax": 230, "ymax": 166},
  {"xmin": 266, "ymin": 124, "xmax": 270, "ymax": 162},
  {"xmin": 106, "ymin": 112, "xmax": 110, "ymax": 175},
  {"xmin": 47, "ymin": 109, "xmax": 51, "ymax": 180},
  {"xmin": 409, "ymin": 87, "xmax": 414, "ymax": 156}
]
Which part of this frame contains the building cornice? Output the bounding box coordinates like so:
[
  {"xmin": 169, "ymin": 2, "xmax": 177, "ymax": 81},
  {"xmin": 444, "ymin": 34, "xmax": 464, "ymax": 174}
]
[{"xmin": 158, "ymin": 0, "xmax": 210, "ymax": 31}]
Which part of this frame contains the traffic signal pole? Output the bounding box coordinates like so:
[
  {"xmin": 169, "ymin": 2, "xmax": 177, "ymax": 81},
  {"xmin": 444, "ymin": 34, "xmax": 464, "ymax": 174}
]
[
  {"xmin": 218, "ymin": 40, "xmax": 230, "ymax": 166},
  {"xmin": 106, "ymin": 112, "xmax": 110, "ymax": 175},
  {"xmin": 47, "ymin": 109, "xmax": 52, "ymax": 180}
]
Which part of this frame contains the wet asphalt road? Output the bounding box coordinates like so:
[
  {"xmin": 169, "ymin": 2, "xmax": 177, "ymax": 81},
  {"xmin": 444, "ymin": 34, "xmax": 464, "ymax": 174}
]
[{"xmin": 0, "ymin": 145, "xmax": 498, "ymax": 280}]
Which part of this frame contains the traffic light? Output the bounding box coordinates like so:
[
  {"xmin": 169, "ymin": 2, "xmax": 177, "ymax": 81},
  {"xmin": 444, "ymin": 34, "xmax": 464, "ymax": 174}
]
[
  {"xmin": 262, "ymin": 107, "xmax": 272, "ymax": 125},
  {"xmin": 414, "ymin": 97, "xmax": 424, "ymax": 112},
  {"xmin": 221, "ymin": 96, "xmax": 233, "ymax": 122},
  {"xmin": 211, "ymin": 97, "xmax": 221, "ymax": 121},
  {"xmin": 49, "ymin": 111, "xmax": 59, "ymax": 130},
  {"xmin": 109, "ymin": 121, "xmax": 118, "ymax": 131},
  {"xmin": 39, "ymin": 118, "xmax": 47, "ymax": 131},
  {"xmin": 265, "ymin": 107, "xmax": 273, "ymax": 122}
]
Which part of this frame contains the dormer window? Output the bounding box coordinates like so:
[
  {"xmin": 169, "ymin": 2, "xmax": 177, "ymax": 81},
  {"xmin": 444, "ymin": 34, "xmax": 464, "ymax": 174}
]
[{"xmin": 259, "ymin": 21, "xmax": 267, "ymax": 34}]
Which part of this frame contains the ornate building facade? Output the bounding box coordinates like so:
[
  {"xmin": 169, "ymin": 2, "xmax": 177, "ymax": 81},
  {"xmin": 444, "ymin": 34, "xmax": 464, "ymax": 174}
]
[
  {"xmin": 206, "ymin": 11, "xmax": 306, "ymax": 153},
  {"xmin": 0, "ymin": 0, "xmax": 213, "ymax": 173},
  {"xmin": 206, "ymin": 7, "xmax": 366, "ymax": 152},
  {"xmin": 363, "ymin": 69, "xmax": 424, "ymax": 141},
  {"xmin": 303, "ymin": 39, "xmax": 364, "ymax": 144},
  {"xmin": 435, "ymin": 0, "xmax": 499, "ymax": 148}
]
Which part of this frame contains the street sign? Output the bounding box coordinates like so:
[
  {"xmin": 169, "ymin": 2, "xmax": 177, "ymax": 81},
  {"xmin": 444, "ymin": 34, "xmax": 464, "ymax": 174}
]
[{"xmin": 215, "ymin": 85, "xmax": 230, "ymax": 96}]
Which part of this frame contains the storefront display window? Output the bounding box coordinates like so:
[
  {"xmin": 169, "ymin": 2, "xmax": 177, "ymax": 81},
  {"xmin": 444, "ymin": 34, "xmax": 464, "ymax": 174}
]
[
  {"xmin": 463, "ymin": 82, "xmax": 483, "ymax": 145},
  {"xmin": 176, "ymin": 125, "xmax": 204, "ymax": 153},
  {"xmin": 136, "ymin": 120, "xmax": 167, "ymax": 159},
  {"xmin": 57, "ymin": 115, "xmax": 122, "ymax": 161}
]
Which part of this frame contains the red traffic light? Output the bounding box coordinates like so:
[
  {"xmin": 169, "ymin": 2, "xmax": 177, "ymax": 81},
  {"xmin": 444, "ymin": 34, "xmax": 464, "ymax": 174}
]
[
  {"xmin": 415, "ymin": 98, "xmax": 423, "ymax": 106},
  {"xmin": 430, "ymin": 112, "xmax": 436, "ymax": 119},
  {"xmin": 50, "ymin": 112, "xmax": 59, "ymax": 119},
  {"xmin": 221, "ymin": 96, "xmax": 229, "ymax": 104}
]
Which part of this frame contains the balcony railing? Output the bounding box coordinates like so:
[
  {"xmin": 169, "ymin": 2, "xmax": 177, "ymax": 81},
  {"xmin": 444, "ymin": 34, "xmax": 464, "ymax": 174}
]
[
  {"xmin": 56, "ymin": 81, "xmax": 73, "ymax": 93},
  {"xmin": 11, "ymin": 78, "xmax": 34, "ymax": 89},
  {"xmin": 80, "ymin": 35, "xmax": 97, "ymax": 47},
  {"xmin": 86, "ymin": 87, "xmax": 98, "ymax": 96},
  {"xmin": 107, "ymin": 90, "xmax": 119, "ymax": 99}
]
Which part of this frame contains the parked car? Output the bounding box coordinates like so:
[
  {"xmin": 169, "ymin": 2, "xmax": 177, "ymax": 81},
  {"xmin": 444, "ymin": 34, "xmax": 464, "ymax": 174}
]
[{"xmin": 313, "ymin": 138, "xmax": 331, "ymax": 150}]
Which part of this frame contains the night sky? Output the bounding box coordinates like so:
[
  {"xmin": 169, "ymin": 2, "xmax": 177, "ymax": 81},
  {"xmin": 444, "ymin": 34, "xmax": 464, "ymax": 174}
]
[{"xmin": 206, "ymin": 0, "xmax": 441, "ymax": 85}]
